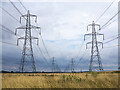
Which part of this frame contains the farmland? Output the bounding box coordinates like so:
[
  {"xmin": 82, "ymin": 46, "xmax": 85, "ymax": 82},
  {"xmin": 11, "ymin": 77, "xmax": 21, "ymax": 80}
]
[{"xmin": 2, "ymin": 71, "xmax": 119, "ymax": 88}]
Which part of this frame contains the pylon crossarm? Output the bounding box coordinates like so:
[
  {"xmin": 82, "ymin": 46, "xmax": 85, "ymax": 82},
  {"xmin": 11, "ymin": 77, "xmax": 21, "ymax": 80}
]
[
  {"xmin": 17, "ymin": 37, "xmax": 25, "ymax": 46},
  {"xmin": 21, "ymin": 15, "xmax": 27, "ymax": 17},
  {"xmin": 97, "ymin": 42, "xmax": 103, "ymax": 48},
  {"xmin": 31, "ymin": 25, "xmax": 41, "ymax": 29},
  {"xmin": 87, "ymin": 24, "xmax": 92, "ymax": 31},
  {"xmin": 96, "ymin": 33, "xmax": 104, "ymax": 40},
  {"xmin": 16, "ymin": 26, "xmax": 26, "ymax": 29},
  {"xmin": 87, "ymin": 24, "xmax": 92, "ymax": 26},
  {"xmin": 15, "ymin": 26, "xmax": 26, "ymax": 35},
  {"xmin": 84, "ymin": 33, "xmax": 92, "ymax": 40},
  {"xmin": 31, "ymin": 25, "xmax": 41, "ymax": 35},
  {"xmin": 30, "ymin": 14, "xmax": 37, "ymax": 17},
  {"xmin": 95, "ymin": 24, "xmax": 101, "ymax": 30},
  {"xmin": 31, "ymin": 36, "xmax": 39, "ymax": 45},
  {"xmin": 30, "ymin": 14, "xmax": 37, "ymax": 22},
  {"xmin": 95, "ymin": 24, "xmax": 100, "ymax": 26},
  {"xmin": 20, "ymin": 15, "xmax": 27, "ymax": 23},
  {"xmin": 86, "ymin": 41, "xmax": 92, "ymax": 49}
]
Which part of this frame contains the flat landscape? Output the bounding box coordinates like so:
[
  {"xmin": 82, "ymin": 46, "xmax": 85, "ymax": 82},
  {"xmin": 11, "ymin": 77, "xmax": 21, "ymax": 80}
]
[{"xmin": 2, "ymin": 71, "xmax": 119, "ymax": 88}]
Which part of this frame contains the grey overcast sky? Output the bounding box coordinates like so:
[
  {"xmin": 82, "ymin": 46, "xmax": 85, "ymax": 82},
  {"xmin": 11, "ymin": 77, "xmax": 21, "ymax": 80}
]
[{"xmin": 1, "ymin": 0, "xmax": 119, "ymax": 72}]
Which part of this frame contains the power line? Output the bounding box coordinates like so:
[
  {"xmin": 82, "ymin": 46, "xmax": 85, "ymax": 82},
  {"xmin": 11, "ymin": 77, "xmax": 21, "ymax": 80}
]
[
  {"xmin": 72, "ymin": 31, "xmax": 91, "ymax": 71},
  {"xmin": 64, "ymin": 62, "xmax": 71, "ymax": 72},
  {"xmin": 0, "ymin": 24, "xmax": 26, "ymax": 52},
  {"xmin": 0, "ymin": 6, "xmax": 22, "ymax": 24},
  {"xmin": 18, "ymin": 0, "xmax": 27, "ymax": 11},
  {"xmin": 95, "ymin": 0, "xmax": 116, "ymax": 22},
  {"xmin": 104, "ymin": 34, "xmax": 119, "ymax": 41},
  {"xmin": 1, "ymin": 6, "xmax": 27, "ymax": 35},
  {"xmin": 104, "ymin": 44, "xmax": 120, "ymax": 48},
  {"xmin": 67, "ymin": 48, "xmax": 89, "ymax": 72},
  {"xmin": 103, "ymin": 35, "xmax": 120, "ymax": 44},
  {"xmin": 55, "ymin": 64, "xmax": 61, "ymax": 72},
  {"xmin": 96, "ymin": 34, "xmax": 119, "ymax": 51},
  {"xmin": 0, "ymin": 25, "xmax": 29, "ymax": 63},
  {"xmin": 101, "ymin": 9, "xmax": 120, "ymax": 29},
  {"xmin": 34, "ymin": 28, "xmax": 51, "ymax": 59},
  {"xmin": 37, "ymin": 45, "xmax": 51, "ymax": 71},
  {"xmin": 87, "ymin": 34, "xmax": 119, "ymax": 51},
  {"xmin": 0, "ymin": 28, "xmax": 14, "ymax": 35},
  {"xmin": 9, "ymin": 0, "xmax": 26, "ymax": 20},
  {"xmin": 73, "ymin": 29, "xmax": 91, "ymax": 66},
  {"xmin": 0, "ymin": 24, "xmax": 21, "ymax": 37},
  {"xmin": 9, "ymin": 0, "xmax": 23, "ymax": 16},
  {"xmin": 40, "ymin": 35, "xmax": 51, "ymax": 58},
  {"xmin": 75, "ymin": 49, "xmax": 88, "ymax": 67},
  {"xmin": 96, "ymin": 34, "xmax": 120, "ymax": 50},
  {"xmin": 0, "ymin": 40, "xmax": 17, "ymax": 46},
  {"xmin": 33, "ymin": 44, "xmax": 49, "ymax": 71},
  {"xmin": 0, "ymin": 24, "xmax": 14, "ymax": 33},
  {"xmin": 74, "ymin": 40, "xmax": 85, "ymax": 60},
  {"xmin": 37, "ymin": 45, "xmax": 50, "ymax": 68},
  {"xmin": 34, "ymin": 22, "xmax": 51, "ymax": 59},
  {"xmin": 30, "ymin": 24, "xmax": 51, "ymax": 71},
  {"xmin": 98, "ymin": 44, "xmax": 119, "ymax": 54},
  {"xmin": 103, "ymin": 17, "xmax": 117, "ymax": 29},
  {"xmin": 97, "ymin": 16, "xmax": 118, "ymax": 34},
  {"xmin": 75, "ymin": 36, "xmax": 90, "ymax": 61}
]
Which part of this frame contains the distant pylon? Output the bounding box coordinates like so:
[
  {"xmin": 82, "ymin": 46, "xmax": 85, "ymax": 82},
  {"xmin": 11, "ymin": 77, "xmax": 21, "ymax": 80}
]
[
  {"xmin": 84, "ymin": 21, "xmax": 104, "ymax": 71},
  {"xmin": 15, "ymin": 10, "xmax": 41, "ymax": 72},
  {"xmin": 71, "ymin": 58, "xmax": 74, "ymax": 72},
  {"xmin": 52, "ymin": 57, "xmax": 55, "ymax": 72}
]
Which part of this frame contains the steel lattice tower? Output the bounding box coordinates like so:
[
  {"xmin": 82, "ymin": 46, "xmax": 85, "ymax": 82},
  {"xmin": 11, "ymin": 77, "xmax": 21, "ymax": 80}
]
[
  {"xmin": 71, "ymin": 58, "xmax": 74, "ymax": 73},
  {"xmin": 15, "ymin": 10, "xmax": 40, "ymax": 72},
  {"xmin": 84, "ymin": 21, "xmax": 104, "ymax": 71},
  {"xmin": 52, "ymin": 57, "xmax": 55, "ymax": 72}
]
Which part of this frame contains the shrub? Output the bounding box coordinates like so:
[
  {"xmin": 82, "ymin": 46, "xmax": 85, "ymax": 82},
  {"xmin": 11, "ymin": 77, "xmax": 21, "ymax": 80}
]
[
  {"xmin": 62, "ymin": 75, "xmax": 66, "ymax": 82},
  {"xmin": 85, "ymin": 74, "xmax": 88, "ymax": 78},
  {"xmin": 11, "ymin": 71, "xmax": 14, "ymax": 73}
]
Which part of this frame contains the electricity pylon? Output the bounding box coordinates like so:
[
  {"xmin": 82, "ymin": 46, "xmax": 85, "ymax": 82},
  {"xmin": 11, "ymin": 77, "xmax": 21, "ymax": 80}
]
[
  {"xmin": 71, "ymin": 58, "xmax": 74, "ymax": 72},
  {"xmin": 52, "ymin": 57, "xmax": 55, "ymax": 72},
  {"xmin": 15, "ymin": 10, "xmax": 41, "ymax": 72},
  {"xmin": 84, "ymin": 21, "xmax": 104, "ymax": 71}
]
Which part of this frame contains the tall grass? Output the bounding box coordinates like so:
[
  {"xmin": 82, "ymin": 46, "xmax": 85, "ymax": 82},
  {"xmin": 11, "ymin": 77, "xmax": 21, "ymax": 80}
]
[{"xmin": 2, "ymin": 72, "xmax": 119, "ymax": 88}]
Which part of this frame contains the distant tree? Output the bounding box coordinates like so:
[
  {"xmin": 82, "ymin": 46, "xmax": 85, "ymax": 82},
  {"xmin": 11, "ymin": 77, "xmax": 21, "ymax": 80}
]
[
  {"xmin": 42, "ymin": 71, "xmax": 44, "ymax": 73},
  {"xmin": 118, "ymin": 66, "xmax": 120, "ymax": 70},
  {"xmin": 11, "ymin": 71, "xmax": 14, "ymax": 73}
]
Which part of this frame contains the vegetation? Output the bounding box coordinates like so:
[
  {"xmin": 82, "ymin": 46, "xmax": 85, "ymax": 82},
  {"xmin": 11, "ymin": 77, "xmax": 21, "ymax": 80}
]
[
  {"xmin": 2, "ymin": 71, "xmax": 119, "ymax": 88},
  {"xmin": 118, "ymin": 66, "xmax": 120, "ymax": 70}
]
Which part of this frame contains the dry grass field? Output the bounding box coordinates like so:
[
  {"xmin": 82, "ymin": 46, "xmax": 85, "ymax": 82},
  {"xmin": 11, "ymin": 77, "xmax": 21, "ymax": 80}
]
[{"xmin": 2, "ymin": 71, "xmax": 119, "ymax": 88}]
